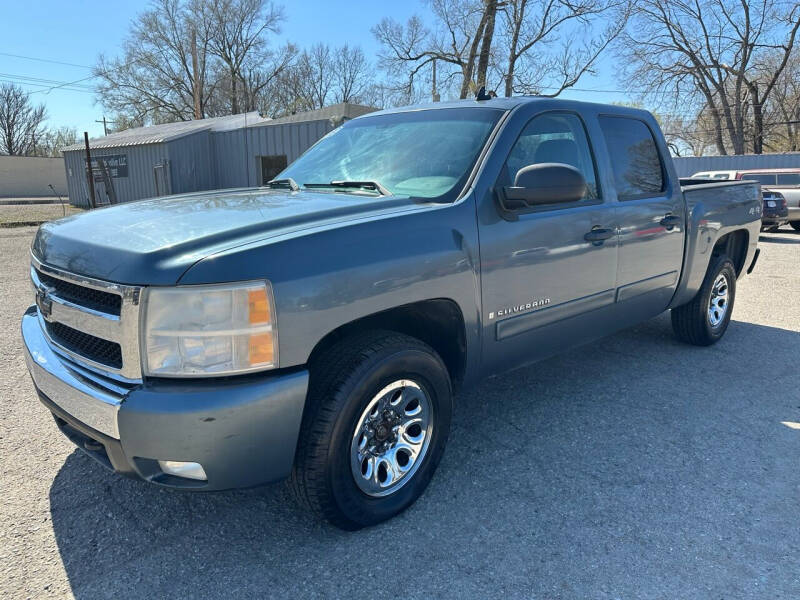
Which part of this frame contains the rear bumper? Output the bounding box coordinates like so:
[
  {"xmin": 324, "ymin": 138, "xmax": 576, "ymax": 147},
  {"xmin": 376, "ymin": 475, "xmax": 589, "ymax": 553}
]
[
  {"xmin": 22, "ymin": 307, "xmax": 309, "ymax": 490},
  {"xmin": 787, "ymin": 206, "xmax": 800, "ymax": 222}
]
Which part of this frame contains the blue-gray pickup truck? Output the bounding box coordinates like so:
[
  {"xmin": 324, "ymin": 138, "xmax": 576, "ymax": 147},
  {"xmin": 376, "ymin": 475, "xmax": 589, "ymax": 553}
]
[{"xmin": 23, "ymin": 97, "xmax": 762, "ymax": 529}]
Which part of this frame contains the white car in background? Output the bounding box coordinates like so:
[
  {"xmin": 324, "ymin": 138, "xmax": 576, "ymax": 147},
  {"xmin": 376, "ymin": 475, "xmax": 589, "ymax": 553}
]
[{"xmin": 690, "ymin": 170, "xmax": 738, "ymax": 181}]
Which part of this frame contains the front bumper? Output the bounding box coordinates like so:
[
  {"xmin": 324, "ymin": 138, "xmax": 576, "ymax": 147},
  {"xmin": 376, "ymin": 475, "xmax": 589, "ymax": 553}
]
[{"xmin": 22, "ymin": 307, "xmax": 309, "ymax": 490}]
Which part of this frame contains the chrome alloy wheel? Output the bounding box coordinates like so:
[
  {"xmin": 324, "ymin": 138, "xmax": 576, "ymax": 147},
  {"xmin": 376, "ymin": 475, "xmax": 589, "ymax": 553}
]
[
  {"xmin": 707, "ymin": 273, "xmax": 730, "ymax": 327},
  {"xmin": 350, "ymin": 379, "xmax": 434, "ymax": 497}
]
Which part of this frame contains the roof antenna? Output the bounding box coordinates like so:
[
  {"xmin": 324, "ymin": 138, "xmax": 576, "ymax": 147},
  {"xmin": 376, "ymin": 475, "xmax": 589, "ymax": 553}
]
[{"xmin": 475, "ymin": 86, "xmax": 496, "ymax": 101}]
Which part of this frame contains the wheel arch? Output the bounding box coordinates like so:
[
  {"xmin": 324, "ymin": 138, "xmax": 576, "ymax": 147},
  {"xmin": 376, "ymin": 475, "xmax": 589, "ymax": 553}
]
[
  {"xmin": 307, "ymin": 298, "xmax": 468, "ymax": 391},
  {"xmin": 712, "ymin": 229, "xmax": 749, "ymax": 276}
]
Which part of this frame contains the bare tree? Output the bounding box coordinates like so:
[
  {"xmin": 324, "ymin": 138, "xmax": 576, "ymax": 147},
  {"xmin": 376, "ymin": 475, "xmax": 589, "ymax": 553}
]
[
  {"xmin": 761, "ymin": 50, "xmax": 800, "ymax": 151},
  {"xmin": 659, "ymin": 111, "xmax": 716, "ymax": 156},
  {"xmin": 257, "ymin": 43, "xmax": 376, "ymax": 116},
  {"xmin": 94, "ymin": 0, "xmax": 215, "ymax": 123},
  {"xmin": 37, "ymin": 126, "xmax": 79, "ymax": 157},
  {"xmin": 499, "ymin": 0, "xmax": 628, "ymax": 97},
  {"xmin": 373, "ymin": 0, "xmax": 493, "ymax": 101},
  {"xmin": 374, "ymin": 0, "xmax": 625, "ymax": 102},
  {"xmin": 332, "ymin": 44, "xmax": 372, "ymax": 104},
  {"xmin": 300, "ymin": 43, "xmax": 335, "ymax": 109},
  {"xmin": 95, "ymin": 0, "xmax": 291, "ymax": 124},
  {"xmin": 199, "ymin": 0, "xmax": 285, "ymax": 114},
  {"xmin": 619, "ymin": 0, "xmax": 800, "ymax": 155},
  {"xmin": 476, "ymin": 0, "xmax": 501, "ymax": 89},
  {"xmin": 0, "ymin": 83, "xmax": 48, "ymax": 156}
]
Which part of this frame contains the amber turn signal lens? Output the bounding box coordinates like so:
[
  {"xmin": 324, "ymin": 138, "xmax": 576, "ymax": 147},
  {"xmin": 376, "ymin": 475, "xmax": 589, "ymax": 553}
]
[
  {"xmin": 248, "ymin": 289, "xmax": 271, "ymax": 324},
  {"xmin": 249, "ymin": 333, "xmax": 274, "ymax": 365}
]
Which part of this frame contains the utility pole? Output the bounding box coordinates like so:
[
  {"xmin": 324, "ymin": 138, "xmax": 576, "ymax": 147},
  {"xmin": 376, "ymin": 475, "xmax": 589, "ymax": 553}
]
[
  {"xmin": 432, "ymin": 59, "xmax": 440, "ymax": 103},
  {"xmin": 191, "ymin": 27, "xmax": 202, "ymax": 120},
  {"xmin": 84, "ymin": 131, "xmax": 97, "ymax": 209},
  {"xmin": 95, "ymin": 116, "xmax": 108, "ymax": 136}
]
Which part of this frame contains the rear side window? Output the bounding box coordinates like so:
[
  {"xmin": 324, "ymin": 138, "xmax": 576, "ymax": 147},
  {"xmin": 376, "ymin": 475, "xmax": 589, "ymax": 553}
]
[
  {"xmin": 777, "ymin": 173, "xmax": 800, "ymax": 186},
  {"xmin": 599, "ymin": 116, "xmax": 664, "ymax": 199},
  {"xmin": 743, "ymin": 174, "xmax": 778, "ymax": 186}
]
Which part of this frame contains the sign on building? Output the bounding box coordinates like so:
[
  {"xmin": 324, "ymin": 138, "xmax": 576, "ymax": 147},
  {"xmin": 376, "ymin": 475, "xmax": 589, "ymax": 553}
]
[{"xmin": 85, "ymin": 154, "xmax": 129, "ymax": 178}]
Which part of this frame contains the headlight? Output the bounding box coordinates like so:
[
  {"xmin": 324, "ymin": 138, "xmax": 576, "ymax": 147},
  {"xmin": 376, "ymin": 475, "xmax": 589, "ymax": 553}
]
[{"xmin": 142, "ymin": 281, "xmax": 277, "ymax": 377}]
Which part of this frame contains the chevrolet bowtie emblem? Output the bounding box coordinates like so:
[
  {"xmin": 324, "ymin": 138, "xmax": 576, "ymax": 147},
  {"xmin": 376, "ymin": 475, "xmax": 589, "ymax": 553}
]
[{"xmin": 36, "ymin": 288, "xmax": 53, "ymax": 319}]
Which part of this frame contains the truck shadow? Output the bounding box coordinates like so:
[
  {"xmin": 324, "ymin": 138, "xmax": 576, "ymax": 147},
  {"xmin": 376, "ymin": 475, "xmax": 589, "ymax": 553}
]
[{"xmin": 48, "ymin": 314, "xmax": 800, "ymax": 599}]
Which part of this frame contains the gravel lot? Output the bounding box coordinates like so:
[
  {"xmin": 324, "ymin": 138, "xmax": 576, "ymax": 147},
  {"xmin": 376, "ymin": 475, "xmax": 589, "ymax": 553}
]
[
  {"xmin": 0, "ymin": 205, "xmax": 83, "ymax": 226},
  {"xmin": 1, "ymin": 225, "xmax": 799, "ymax": 599}
]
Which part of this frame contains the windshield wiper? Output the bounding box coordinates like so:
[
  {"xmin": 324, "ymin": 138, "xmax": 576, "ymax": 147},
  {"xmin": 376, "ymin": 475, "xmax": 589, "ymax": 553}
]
[
  {"xmin": 266, "ymin": 178, "xmax": 300, "ymax": 191},
  {"xmin": 304, "ymin": 180, "xmax": 392, "ymax": 196}
]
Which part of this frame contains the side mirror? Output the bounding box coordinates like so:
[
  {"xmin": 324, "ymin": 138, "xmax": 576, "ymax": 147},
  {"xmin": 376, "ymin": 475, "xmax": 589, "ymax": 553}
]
[{"xmin": 499, "ymin": 163, "xmax": 587, "ymax": 212}]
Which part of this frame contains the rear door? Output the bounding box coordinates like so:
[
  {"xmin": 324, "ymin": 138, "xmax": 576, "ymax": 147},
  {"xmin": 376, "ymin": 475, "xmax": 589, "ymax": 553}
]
[
  {"xmin": 478, "ymin": 110, "xmax": 619, "ymax": 374},
  {"xmin": 598, "ymin": 116, "xmax": 685, "ymax": 316}
]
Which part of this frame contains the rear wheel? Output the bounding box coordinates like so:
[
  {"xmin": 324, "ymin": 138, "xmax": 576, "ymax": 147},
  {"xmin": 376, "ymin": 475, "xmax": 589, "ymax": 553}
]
[
  {"xmin": 791, "ymin": 221, "xmax": 800, "ymax": 232},
  {"xmin": 289, "ymin": 331, "xmax": 452, "ymax": 530},
  {"xmin": 671, "ymin": 254, "xmax": 736, "ymax": 346}
]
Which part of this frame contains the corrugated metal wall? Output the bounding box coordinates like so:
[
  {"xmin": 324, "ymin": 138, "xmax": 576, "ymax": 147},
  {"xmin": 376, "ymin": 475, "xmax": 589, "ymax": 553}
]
[
  {"xmin": 673, "ymin": 153, "xmax": 800, "ymax": 177},
  {"xmin": 166, "ymin": 130, "xmax": 214, "ymax": 194},
  {"xmin": 213, "ymin": 119, "xmax": 334, "ymax": 188},
  {"xmin": 64, "ymin": 143, "xmax": 170, "ymax": 206},
  {"xmin": 63, "ymin": 119, "xmax": 334, "ymax": 205}
]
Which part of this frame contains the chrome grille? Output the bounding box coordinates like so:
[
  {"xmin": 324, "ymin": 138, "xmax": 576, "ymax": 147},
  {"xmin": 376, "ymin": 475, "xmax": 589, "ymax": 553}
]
[
  {"xmin": 31, "ymin": 256, "xmax": 143, "ymax": 381},
  {"xmin": 45, "ymin": 321, "xmax": 123, "ymax": 369},
  {"xmin": 36, "ymin": 269, "xmax": 122, "ymax": 315}
]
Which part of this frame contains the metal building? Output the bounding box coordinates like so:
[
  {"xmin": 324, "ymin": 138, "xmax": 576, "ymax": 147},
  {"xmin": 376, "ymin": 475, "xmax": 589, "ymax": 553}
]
[
  {"xmin": 672, "ymin": 152, "xmax": 800, "ymax": 177},
  {"xmin": 62, "ymin": 103, "xmax": 378, "ymax": 206}
]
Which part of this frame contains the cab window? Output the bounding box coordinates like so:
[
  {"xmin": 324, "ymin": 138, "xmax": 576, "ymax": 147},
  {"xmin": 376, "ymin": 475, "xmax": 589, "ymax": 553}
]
[
  {"xmin": 743, "ymin": 174, "xmax": 778, "ymax": 186},
  {"xmin": 777, "ymin": 173, "xmax": 800, "ymax": 186},
  {"xmin": 598, "ymin": 116, "xmax": 665, "ymax": 200}
]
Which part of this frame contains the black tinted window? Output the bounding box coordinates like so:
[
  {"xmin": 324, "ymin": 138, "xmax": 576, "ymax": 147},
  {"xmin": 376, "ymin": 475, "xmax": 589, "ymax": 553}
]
[
  {"xmin": 743, "ymin": 174, "xmax": 777, "ymax": 186},
  {"xmin": 504, "ymin": 113, "xmax": 599, "ymax": 200},
  {"xmin": 777, "ymin": 173, "xmax": 800, "ymax": 186},
  {"xmin": 599, "ymin": 116, "xmax": 664, "ymax": 199}
]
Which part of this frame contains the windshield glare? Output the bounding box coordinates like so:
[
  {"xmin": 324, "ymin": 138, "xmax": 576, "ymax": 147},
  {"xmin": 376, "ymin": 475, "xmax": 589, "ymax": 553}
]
[{"xmin": 277, "ymin": 108, "xmax": 503, "ymax": 200}]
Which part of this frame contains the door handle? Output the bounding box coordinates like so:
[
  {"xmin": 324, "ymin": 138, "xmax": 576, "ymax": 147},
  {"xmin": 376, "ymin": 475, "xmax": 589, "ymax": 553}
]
[
  {"xmin": 660, "ymin": 214, "xmax": 682, "ymax": 230},
  {"xmin": 584, "ymin": 227, "xmax": 615, "ymax": 245}
]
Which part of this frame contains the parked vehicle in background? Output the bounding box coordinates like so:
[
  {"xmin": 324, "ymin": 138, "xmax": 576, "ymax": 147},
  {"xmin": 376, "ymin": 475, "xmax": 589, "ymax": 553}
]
[
  {"xmin": 735, "ymin": 169, "xmax": 800, "ymax": 231},
  {"xmin": 690, "ymin": 170, "xmax": 737, "ymax": 181},
  {"xmin": 23, "ymin": 98, "xmax": 761, "ymax": 529},
  {"xmin": 691, "ymin": 168, "xmax": 800, "ymax": 231},
  {"xmin": 760, "ymin": 190, "xmax": 789, "ymax": 232}
]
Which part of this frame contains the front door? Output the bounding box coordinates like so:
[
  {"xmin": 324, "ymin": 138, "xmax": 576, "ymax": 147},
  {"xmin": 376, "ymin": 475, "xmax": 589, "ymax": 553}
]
[
  {"xmin": 597, "ymin": 116, "xmax": 685, "ymax": 315},
  {"xmin": 478, "ymin": 111, "xmax": 619, "ymax": 375}
]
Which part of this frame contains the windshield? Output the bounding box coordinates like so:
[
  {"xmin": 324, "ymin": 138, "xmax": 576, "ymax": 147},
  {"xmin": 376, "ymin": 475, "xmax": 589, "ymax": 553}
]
[{"xmin": 277, "ymin": 108, "xmax": 504, "ymax": 200}]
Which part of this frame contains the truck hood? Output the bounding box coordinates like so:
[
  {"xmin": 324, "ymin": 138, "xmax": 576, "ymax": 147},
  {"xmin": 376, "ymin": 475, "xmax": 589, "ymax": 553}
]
[{"xmin": 32, "ymin": 188, "xmax": 422, "ymax": 284}]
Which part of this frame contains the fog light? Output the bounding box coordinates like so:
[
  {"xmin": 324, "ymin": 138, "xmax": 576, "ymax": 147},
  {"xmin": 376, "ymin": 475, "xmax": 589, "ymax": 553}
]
[{"xmin": 157, "ymin": 460, "xmax": 207, "ymax": 481}]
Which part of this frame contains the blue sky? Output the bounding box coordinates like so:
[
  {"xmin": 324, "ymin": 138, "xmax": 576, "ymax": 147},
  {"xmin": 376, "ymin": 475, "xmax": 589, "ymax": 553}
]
[{"xmin": 0, "ymin": 1, "xmax": 628, "ymax": 138}]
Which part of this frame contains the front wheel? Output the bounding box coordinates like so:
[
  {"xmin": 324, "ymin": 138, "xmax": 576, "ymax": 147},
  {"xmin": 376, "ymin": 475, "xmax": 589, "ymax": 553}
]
[
  {"xmin": 671, "ymin": 254, "xmax": 737, "ymax": 346},
  {"xmin": 289, "ymin": 331, "xmax": 452, "ymax": 530},
  {"xmin": 791, "ymin": 221, "xmax": 800, "ymax": 232}
]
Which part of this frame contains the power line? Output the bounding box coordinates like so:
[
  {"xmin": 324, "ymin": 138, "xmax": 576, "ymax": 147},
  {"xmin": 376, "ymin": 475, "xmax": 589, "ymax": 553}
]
[
  {"xmin": 0, "ymin": 77, "xmax": 95, "ymax": 94},
  {"xmin": 0, "ymin": 51, "xmax": 92, "ymax": 70},
  {"xmin": 0, "ymin": 72, "xmax": 94, "ymax": 90}
]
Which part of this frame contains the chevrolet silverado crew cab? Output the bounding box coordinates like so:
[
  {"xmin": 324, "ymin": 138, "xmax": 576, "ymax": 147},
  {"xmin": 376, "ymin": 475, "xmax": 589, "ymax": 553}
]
[{"xmin": 23, "ymin": 98, "xmax": 761, "ymax": 530}]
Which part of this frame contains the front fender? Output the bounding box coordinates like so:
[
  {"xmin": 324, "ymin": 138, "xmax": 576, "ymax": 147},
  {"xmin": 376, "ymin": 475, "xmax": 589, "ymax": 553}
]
[{"xmin": 179, "ymin": 196, "xmax": 483, "ymax": 375}]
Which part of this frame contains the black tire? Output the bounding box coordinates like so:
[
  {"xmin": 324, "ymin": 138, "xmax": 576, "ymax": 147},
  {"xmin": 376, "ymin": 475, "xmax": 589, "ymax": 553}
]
[
  {"xmin": 289, "ymin": 330, "xmax": 452, "ymax": 530},
  {"xmin": 671, "ymin": 254, "xmax": 737, "ymax": 346},
  {"xmin": 791, "ymin": 221, "xmax": 800, "ymax": 232}
]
